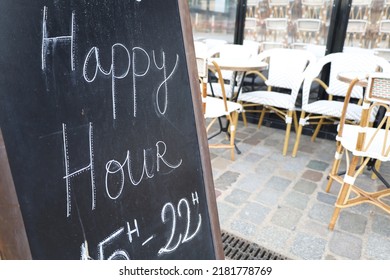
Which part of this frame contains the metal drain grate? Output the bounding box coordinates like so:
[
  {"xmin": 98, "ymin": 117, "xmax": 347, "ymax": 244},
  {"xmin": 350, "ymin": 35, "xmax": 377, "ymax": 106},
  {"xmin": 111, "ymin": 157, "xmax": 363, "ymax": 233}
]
[{"xmin": 221, "ymin": 231, "xmax": 289, "ymax": 260}]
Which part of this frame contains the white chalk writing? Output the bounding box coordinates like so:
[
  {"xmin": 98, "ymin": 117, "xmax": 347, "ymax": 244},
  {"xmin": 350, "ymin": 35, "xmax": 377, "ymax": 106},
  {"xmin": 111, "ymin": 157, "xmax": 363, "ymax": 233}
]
[
  {"xmin": 42, "ymin": 6, "xmax": 75, "ymax": 71},
  {"xmin": 105, "ymin": 140, "xmax": 182, "ymax": 200},
  {"xmin": 62, "ymin": 123, "xmax": 96, "ymax": 218}
]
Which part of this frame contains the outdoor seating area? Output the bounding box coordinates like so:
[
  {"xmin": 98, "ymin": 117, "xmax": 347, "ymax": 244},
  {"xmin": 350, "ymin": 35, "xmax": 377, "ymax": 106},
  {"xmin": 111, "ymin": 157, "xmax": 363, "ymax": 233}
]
[
  {"xmin": 195, "ymin": 38, "xmax": 390, "ymax": 259},
  {"xmin": 208, "ymin": 117, "xmax": 390, "ymax": 260}
]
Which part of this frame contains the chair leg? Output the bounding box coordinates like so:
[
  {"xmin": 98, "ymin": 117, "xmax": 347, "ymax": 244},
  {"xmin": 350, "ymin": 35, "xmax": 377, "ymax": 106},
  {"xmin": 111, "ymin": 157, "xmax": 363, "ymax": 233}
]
[
  {"xmin": 283, "ymin": 110, "xmax": 293, "ymax": 156},
  {"xmin": 293, "ymin": 111, "xmax": 298, "ymax": 132},
  {"xmin": 371, "ymin": 160, "xmax": 382, "ymax": 180},
  {"xmin": 292, "ymin": 111, "xmax": 306, "ymax": 157},
  {"xmin": 326, "ymin": 143, "xmax": 344, "ymax": 193},
  {"xmin": 311, "ymin": 118, "xmax": 324, "ymax": 142},
  {"xmin": 329, "ymin": 155, "xmax": 360, "ymax": 230},
  {"xmin": 229, "ymin": 112, "xmax": 239, "ymax": 161},
  {"xmin": 257, "ymin": 106, "xmax": 266, "ymax": 129}
]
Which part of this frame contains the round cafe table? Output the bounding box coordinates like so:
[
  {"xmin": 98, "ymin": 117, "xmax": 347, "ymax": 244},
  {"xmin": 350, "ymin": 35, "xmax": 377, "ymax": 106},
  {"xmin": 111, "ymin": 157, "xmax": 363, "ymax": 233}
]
[
  {"xmin": 208, "ymin": 57, "xmax": 268, "ymax": 102},
  {"xmin": 336, "ymin": 71, "xmax": 369, "ymax": 87}
]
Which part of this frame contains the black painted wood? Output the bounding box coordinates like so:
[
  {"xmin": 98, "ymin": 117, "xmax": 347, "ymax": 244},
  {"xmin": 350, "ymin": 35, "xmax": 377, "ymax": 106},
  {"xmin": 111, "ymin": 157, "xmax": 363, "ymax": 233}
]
[{"xmin": 0, "ymin": 0, "xmax": 221, "ymax": 260}]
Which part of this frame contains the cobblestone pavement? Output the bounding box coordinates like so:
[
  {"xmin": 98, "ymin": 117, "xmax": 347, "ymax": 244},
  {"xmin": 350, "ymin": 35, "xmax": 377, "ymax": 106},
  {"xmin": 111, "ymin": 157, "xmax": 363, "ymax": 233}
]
[{"xmin": 208, "ymin": 120, "xmax": 390, "ymax": 260}]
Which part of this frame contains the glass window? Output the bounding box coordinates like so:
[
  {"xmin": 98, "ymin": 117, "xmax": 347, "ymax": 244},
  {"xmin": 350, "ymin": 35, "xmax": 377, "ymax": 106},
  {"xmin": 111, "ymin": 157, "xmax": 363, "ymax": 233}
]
[
  {"xmin": 344, "ymin": 0, "xmax": 390, "ymax": 61},
  {"xmin": 188, "ymin": 0, "xmax": 238, "ymax": 44},
  {"xmin": 244, "ymin": 0, "xmax": 333, "ymax": 58}
]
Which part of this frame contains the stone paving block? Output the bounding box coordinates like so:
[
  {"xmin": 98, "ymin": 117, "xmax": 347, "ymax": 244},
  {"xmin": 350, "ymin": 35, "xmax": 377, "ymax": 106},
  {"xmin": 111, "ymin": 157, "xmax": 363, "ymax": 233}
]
[
  {"xmin": 235, "ymin": 131, "xmax": 250, "ymax": 140},
  {"xmin": 316, "ymin": 192, "xmax": 337, "ymax": 205},
  {"xmin": 242, "ymin": 136, "xmax": 262, "ymax": 145},
  {"xmin": 239, "ymin": 126, "xmax": 257, "ymax": 135},
  {"xmin": 256, "ymin": 226, "xmax": 291, "ymax": 252},
  {"xmin": 251, "ymin": 144, "xmax": 274, "ymax": 157},
  {"xmin": 347, "ymin": 203, "xmax": 375, "ymax": 216},
  {"xmin": 234, "ymin": 142, "xmax": 253, "ymax": 155},
  {"xmin": 230, "ymin": 219, "xmax": 257, "ymax": 238},
  {"xmin": 338, "ymin": 211, "xmax": 367, "ymax": 235},
  {"xmin": 320, "ymin": 179, "xmax": 340, "ymax": 195},
  {"xmin": 216, "ymin": 202, "xmax": 238, "ymax": 225},
  {"xmin": 211, "ymin": 157, "xmax": 233, "ymax": 171},
  {"xmin": 329, "ymin": 231, "xmax": 362, "ymax": 259},
  {"xmin": 279, "ymin": 161, "xmax": 306, "ymax": 173},
  {"xmin": 263, "ymin": 138, "xmax": 282, "ymax": 147},
  {"xmin": 225, "ymin": 189, "xmax": 251, "ymax": 206},
  {"xmin": 291, "ymin": 232, "xmax": 327, "ymax": 260},
  {"xmin": 283, "ymin": 191, "xmax": 310, "ymax": 210},
  {"xmin": 239, "ymin": 202, "xmax": 271, "ymax": 225},
  {"xmin": 308, "ymin": 203, "xmax": 334, "ymax": 225},
  {"xmin": 229, "ymin": 160, "xmax": 255, "ymax": 174},
  {"xmin": 235, "ymin": 174, "xmax": 266, "ymax": 192},
  {"xmin": 268, "ymin": 152, "xmax": 286, "ymax": 162},
  {"xmin": 254, "ymin": 159, "xmax": 277, "ymax": 175},
  {"xmin": 214, "ymin": 171, "xmax": 240, "ymax": 191},
  {"xmin": 371, "ymin": 214, "xmax": 390, "ymax": 237},
  {"xmin": 270, "ymin": 206, "xmax": 303, "ymax": 230},
  {"xmin": 252, "ymin": 131, "xmax": 269, "ymax": 140},
  {"xmin": 307, "ymin": 160, "xmax": 330, "ymax": 171},
  {"xmin": 301, "ymin": 169, "xmax": 323, "ymax": 182},
  {"xmin": 244, "ymin": 153, "xmax": 264, "ymax": 163},
  {"xmin": 297, "ymin": 143, "xmax": 316, "ymax": 154},
  {"xmin": 255, "ymin": 188, "xmax": 283, "ymax": 207},
  {"xmin": 265, "ymin": 176, "xmax": 292, "ymax": 192},
  {"xmin": 301, "ymin": 220, "xmax": 330, "ymax": 238},
  {"xmin": 366, "ymin": 233, "xmax": 390, "ymax": 259},
  {"xmin": 293, "ymin": 179, "xmax": 318, "ymax": 195}
]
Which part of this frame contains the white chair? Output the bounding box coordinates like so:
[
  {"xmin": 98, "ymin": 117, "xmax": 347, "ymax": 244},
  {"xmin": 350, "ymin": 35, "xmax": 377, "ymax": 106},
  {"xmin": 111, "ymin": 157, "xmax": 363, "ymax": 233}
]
[
  {"xmin": 245, "ymin": 17, "xmax": 260, "ymax": 41},
  {"xmin": 326, "ymin": 73, "xmax": 390, "ymax": 230},
  {"xmin": 293, "ymin": 19, "xmax": 322, "ymax": 45},
  {"xmin": 264, "ymin": 18, "xmax": 289, "ymax": 46},
  {"xmin": 349, "ymin": 0, "xmax": 372, "ymax": 20},
  {"xmin": 345, "ymin": 19, "xmax": 369, "ymax": 48},
  {"xmin": 374, "ymin": 20, "xmax": 390, "ymax": 49},
  {"xmin": 301, "ymin": 0, "xmax": 327, "ymax": 21},
  {"xmin": 238, "ymin": 48, "xmax": 316, "ymax": 155},
  {"xmin": 292, "ymin": 52, "xmax": 390, "ymax": 157},
  {"xmin": 246, "ymin": 0, "xmax": 260, "ymax": 18},
  {"xmin": 197, "ymin": 56, "xmax": 243, "ymax": 160},
  {"xmin": 268, "ymin": 0, "xmax": 291, "ymax": 18}
]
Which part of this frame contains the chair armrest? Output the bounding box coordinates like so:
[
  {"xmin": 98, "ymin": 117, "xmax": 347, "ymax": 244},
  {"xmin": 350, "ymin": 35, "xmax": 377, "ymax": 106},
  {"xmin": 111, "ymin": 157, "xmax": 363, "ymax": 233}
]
[
  {"xmin": 245, "ymin": 70, "xmax": 270, "ymax": 90},
  {"xmin": 313, "ymin": 78, "xmax": 329, "ymax": 91}
]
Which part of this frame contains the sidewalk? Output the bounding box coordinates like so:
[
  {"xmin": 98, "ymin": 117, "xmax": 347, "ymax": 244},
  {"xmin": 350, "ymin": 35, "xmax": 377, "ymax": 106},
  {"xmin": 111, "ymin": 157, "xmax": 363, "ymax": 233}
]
[{"xmin": 209, "ymin": 120, "xmax": 390, "ymax": 260}]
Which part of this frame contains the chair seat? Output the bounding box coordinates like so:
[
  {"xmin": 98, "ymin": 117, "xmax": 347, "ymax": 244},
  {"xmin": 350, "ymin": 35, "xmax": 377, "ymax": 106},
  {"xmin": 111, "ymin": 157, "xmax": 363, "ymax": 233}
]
[
  {"xmin": 338, "ymin": 124, "xmax": 390, "ymax": 162},
  {"xmin": 206, "ymin": 82, "xmax": 235, "ymax": 99},
  {"xmin": 204, "ymin": 96, "xmax": 242, "ymax": 119},
  {"xmin": 238, "ymin": 90, "xmax": 295, "ymax": 110},
  {"xmin": 303, "ymin": 100, "xmax": 370, "ymax": 122}
]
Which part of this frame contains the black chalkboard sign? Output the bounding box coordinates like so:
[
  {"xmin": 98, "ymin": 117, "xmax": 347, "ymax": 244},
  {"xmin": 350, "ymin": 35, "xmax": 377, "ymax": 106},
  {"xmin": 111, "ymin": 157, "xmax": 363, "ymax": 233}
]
[{"xmin": 0, "ymin": 0, "xmax": 223, "ymax": 260}]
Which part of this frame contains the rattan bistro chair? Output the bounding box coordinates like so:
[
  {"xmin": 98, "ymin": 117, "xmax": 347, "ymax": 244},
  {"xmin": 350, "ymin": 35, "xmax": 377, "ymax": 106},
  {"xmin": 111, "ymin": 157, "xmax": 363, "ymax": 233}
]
[
  {"xmin": 292, "ymin": 52, "xmax": 390, "ymax": 157},
  {"xmin": 237, "ymin": 48, "xmax": 316, "ymax": 155},
  {"xmin": 197, "ymin": 56, "xmax": 242, "ymax": 160},
  {"xmin": 326, "ymin": 73, "xmax": 390, "ymax": 230}
]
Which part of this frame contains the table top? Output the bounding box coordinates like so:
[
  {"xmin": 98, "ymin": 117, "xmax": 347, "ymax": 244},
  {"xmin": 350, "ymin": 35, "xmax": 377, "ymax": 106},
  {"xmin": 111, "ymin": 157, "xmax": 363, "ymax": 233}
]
[
  {"xmin": 208, "ymin": 57, "xmax": 268, "ymax": 72},
  {"xmin": 336, "ymin": 71, "xmax": 369, "ymax": 87}
]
